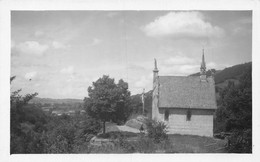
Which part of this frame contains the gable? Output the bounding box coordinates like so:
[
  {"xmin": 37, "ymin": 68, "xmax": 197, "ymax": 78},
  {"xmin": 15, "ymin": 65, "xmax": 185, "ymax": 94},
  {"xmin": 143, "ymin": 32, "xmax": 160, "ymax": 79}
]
[{"xmin": 158, "ymin": 76, "xmax": 217, "ymax": 109}]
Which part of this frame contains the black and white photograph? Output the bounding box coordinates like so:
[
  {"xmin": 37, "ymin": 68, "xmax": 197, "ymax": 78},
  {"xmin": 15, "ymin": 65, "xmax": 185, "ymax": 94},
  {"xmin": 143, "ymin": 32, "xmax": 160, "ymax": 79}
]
[{"xmin": 1, "ymin": 0, "xmax": 259, "ymax": 161}]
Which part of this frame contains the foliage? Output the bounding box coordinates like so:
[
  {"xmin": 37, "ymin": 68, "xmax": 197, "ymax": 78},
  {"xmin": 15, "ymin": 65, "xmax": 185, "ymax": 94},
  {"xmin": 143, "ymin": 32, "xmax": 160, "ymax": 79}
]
[
  {"xmin": 41, "ymin": 114, "xmax": 101, "ymax": 153},
  {"xmin": 10, "ymin": 76, "xmax": 44, "ymax": 153},
  {"xmin": 215, "ymin": 64, "xmax": 252, "ymax": 153},
  {"xmin": 10, "ymin": 76, "xmax": 102, "ymax": 153},
  {"xmin": 130, "ymin": 90, "xmax": 152, "ymax": 116},
  {"xmin": 84, "ymin": 75, "xmax": 131, "ymax": 133},
  {"xmin": 145, "ymin": 119, "xmax": 168, "ymax": 143},
  {"xmin": 227, "ymin": 129, "xmax": 252, "ymax": 153},
  {"xmin": 80, "ymin": 115, "xmax": 102, "ymax": 135}
]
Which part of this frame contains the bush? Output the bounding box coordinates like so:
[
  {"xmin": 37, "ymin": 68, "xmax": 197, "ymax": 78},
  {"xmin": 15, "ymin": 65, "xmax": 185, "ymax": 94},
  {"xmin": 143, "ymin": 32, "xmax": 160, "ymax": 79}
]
[
  {"xmin": 228, "ymin": 129, "xmax": 252, "ymax": 153},
  {"xmin": 145, "ymin": 119, "xmax": 168, "ymax": 143},
  {"xmin": 80, "ymin": 115, "xmax": 102, "ymax": 135}
]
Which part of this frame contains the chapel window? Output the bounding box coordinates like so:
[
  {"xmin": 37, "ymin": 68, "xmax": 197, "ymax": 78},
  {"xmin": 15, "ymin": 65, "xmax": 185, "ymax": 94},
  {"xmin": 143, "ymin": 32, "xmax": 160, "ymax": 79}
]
[
  {"xmin": 164, "ymin": 110, "xmax": 169, "ymax": 121},
  {"xmin": 186, "ymin": 109, "xmax": 191, "ymax": 121}
]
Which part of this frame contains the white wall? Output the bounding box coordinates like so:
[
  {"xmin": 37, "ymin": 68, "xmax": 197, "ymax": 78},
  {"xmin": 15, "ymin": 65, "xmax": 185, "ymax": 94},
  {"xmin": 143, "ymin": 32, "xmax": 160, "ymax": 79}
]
[{"xmin": 158, "ymin": 108, "xmax": 215, "ymax": 137}]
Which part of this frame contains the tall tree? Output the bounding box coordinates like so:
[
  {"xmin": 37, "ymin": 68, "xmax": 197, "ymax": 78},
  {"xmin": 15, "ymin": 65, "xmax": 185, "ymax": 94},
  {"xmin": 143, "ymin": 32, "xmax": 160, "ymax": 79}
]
[{"xmin": 84, "ymin": 75, "xmax": 131, "ymax": 134}]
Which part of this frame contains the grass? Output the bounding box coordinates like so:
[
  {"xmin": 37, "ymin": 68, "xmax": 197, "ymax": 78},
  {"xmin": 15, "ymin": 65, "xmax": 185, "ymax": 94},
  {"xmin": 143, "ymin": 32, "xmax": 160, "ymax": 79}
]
[
  {"xmin": 84, "ymin": 133, "xmax": 227, "ymax": 153},
  {"xmin": 167, "ymin": 134, "xmax": 227, "ymax": 153}
]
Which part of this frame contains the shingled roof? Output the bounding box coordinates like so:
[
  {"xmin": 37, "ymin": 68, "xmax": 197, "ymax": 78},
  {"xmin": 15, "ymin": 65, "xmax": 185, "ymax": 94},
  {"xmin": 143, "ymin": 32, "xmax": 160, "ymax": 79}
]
[{"xmin": 158, "ymin": 76, "xmax": 217, "ymax": 109}]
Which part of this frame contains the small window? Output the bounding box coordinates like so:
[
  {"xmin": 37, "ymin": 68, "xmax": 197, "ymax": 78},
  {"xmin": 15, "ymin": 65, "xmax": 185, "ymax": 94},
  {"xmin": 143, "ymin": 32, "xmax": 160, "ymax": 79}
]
[
  {"xmin": 164, "ymin": 110, "xmax": 169, "ymax": 121},
  {"xmin": 186, "ymin": 109, "xmax": 191, "ymax": 121}
]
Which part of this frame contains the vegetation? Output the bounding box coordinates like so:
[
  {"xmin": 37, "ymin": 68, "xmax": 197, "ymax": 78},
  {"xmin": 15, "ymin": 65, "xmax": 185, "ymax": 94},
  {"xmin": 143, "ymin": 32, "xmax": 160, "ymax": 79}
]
[
  {"xmin": 87, "ymin": 133, "xmax": 226, "ymax": 153},
  {"xmin": 130, "ymin": 90, "xmax": 152, "ymax": 117},
  {"xmin": 145, "ymin": 119, "xmax": 168, "ymax": 143},
  {"xmin": 215, "ymin": 63, "xmax": 252, "ymax": 153},
  {"xmin": 10, "ymin": 76, "xmax": 102, "ymax": 154},
  {"xmin": 84, "ymin": 75, "xmax": 131, "ymax": 133},
  {"xmin": 10, "ymin": 61, "xmax": 252, "ymax": 153}
]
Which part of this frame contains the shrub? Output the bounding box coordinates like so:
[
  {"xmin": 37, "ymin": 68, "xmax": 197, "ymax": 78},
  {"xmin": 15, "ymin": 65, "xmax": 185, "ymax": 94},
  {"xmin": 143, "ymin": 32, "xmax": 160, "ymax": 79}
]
[
  {"xmin": 145, "ymin": 119, "xmax": 168, "ymax": 143},
  {"xmin": 80, "ymin": 115, "xmax": 102, "ymax": 135},
  {"xmin": 228, "ymin": 129, "xmax": 252, "ymax": 153}
]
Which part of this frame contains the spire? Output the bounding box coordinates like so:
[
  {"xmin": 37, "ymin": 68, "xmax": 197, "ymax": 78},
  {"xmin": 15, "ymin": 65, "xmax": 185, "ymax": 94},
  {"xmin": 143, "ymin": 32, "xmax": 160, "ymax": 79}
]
[
  {"xmin": 200, "ymin": 49, "xmax": 206, "ymax": 75},
  {"xmin": 154, "ymin": 58, "xmax": 158, "ymax": 72}
]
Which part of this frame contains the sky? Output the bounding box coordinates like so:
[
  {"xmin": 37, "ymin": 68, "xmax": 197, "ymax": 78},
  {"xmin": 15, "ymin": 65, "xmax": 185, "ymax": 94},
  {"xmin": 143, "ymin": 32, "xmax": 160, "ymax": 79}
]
[{"xmin": 11, "ymin": 11, "xmax": 252, "ymax": 99}]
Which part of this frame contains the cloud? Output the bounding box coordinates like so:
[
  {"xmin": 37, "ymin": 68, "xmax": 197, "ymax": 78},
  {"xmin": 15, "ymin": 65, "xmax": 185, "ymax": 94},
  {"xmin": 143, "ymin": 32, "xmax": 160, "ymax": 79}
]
[
  {"xmin": 24, "ymin": 71, "xmax": 37, "ymax": 80},
  {"xmin": 16, "ymin": 41, "xmax": 49, "ymax": 56},
  {"xmin": 34, "ymin": 31, "xmax": 44, "ymax": 37},
  {"xmin": 164, "ymin": 55, "xmax": 197, "ymax": 65},
  {"xmin": 60, "ymin": 66, "xmax": 74, "ymax": 74},
  {"xmin": 158, "ymin": 55, "xmax": 226, "ymax": 76},
  {"xmin": 158, "ymin": 55, "xmax": 200, "ymax": 76},
  {"xmin": 52, "ymin": 41, "xmax": 68, "ymax": 49},
  {"xmin": 89, "ymin": 38, "xmax": 102, "ymax": 46},
  {"xmin": 142, "ymin": 12, "xmax": 225, "ymax": 39},
  {"xmin": 128, "ymin": 64, "xmax": 146, "ymax": 71},
  {"xmin": 134, "ymin": 76, "xmax": 150, "ymax": 88}
]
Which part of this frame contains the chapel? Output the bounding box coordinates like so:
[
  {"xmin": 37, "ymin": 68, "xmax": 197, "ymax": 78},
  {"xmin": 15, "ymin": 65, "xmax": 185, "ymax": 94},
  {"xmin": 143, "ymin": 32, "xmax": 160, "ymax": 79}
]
[{"xmin": 152, "ymin": 50, "xmax": 217, "ymax": 137}]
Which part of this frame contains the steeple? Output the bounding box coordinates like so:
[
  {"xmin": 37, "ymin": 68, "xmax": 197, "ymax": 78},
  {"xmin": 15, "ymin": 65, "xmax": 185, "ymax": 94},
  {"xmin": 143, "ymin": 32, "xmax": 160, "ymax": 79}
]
[
  {"xmin": 200, "ymin": 49, "xmax": 206, "ymax": 75},
  {"xmin": 200, "ymin": 49, "xmax": 207, "ymax": 81},
  {"xmin": 154, "ymin": 58, "xmax": 158, "ymax": 72}
]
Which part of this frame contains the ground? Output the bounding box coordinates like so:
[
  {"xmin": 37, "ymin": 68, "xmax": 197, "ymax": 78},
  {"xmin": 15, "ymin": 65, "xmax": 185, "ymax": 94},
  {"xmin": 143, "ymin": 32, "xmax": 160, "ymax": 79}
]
[
  {"xmin": 87, "ymin": 122, "xmax": 227, "ymax": 153},
  {"xmin": 106, "ymin": 122, "xmax": 140, "ymax": 133}
]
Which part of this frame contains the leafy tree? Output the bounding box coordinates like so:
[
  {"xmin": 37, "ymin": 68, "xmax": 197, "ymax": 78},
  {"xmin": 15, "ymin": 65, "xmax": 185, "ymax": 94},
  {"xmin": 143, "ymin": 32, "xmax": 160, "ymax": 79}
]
[
  {"xmin": 215, "ymin": 65, "xmax": 252, "ymax": 153},
  {"xmin": 84, "ymin": 75, "xmax": 131, "ymax": 134},
  {"xmin": 112, "ymin": 79, "xmax": 132, "ymax": 124},
  {"xmin": 10, "ymin": 76, "xmax": 43, "ymax": 153}
]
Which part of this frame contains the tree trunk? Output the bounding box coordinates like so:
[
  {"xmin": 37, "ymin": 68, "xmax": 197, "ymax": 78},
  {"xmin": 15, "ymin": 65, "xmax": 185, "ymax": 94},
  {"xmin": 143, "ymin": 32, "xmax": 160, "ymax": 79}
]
[{"xmin": 103, "ymin": 120, "xmax": 106, "ymax": 134}]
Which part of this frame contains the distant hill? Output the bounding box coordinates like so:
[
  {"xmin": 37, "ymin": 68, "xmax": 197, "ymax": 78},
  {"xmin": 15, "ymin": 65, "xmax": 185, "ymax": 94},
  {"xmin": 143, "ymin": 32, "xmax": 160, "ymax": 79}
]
[
  {"xmin": 29, "ymin": 97, "xmax": 83, "ymax": 104},
  {"xmin": 189, "ymin": 62, "xmax": 252, "ymax": 84}
]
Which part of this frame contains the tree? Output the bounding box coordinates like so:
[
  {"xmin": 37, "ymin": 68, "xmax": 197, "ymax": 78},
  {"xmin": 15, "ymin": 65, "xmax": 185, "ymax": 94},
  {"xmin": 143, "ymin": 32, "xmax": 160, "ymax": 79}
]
[
  {"xmin": 84, "ymin": 75, "xmax": 131, "ymax": 134},
  {"xmin": 112, "ymin": 79, "xmax": 132, "ymax": 124},
  {"xmin": 215, "ymin": 65, "xmax": 252, "ymax": 153},
  {"xmin": 10, "ymin": 76, "xmax": 43, "ymax": 153}
]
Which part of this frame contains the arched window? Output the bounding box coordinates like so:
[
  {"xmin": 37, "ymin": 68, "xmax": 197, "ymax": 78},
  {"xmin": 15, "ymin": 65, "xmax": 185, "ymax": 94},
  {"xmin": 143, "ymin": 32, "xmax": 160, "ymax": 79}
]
[
  {"xmin": 164, "ymin": 110, "xmax": 169, "ymax": 121},
  {"xmin": 186, "ymin": 109, "xmax": 191, "ymax": 121}
]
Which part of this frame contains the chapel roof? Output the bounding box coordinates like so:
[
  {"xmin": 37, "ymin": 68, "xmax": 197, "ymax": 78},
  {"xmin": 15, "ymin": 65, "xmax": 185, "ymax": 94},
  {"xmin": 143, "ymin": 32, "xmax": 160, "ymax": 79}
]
[{"xmin": 158, "ymin": 76, "xmax": 217, "ymax": 109}]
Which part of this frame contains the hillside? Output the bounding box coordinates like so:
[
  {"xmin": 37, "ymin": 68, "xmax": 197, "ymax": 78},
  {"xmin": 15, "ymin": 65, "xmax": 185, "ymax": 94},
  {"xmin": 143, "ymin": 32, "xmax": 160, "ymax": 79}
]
[
  {"xmin": 29, "ymin": 97, "xmax": 83, "ymax": 104},
  {"xmin": 189, "ymin": 62, "xmax": 251, "ymax": 84}
]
